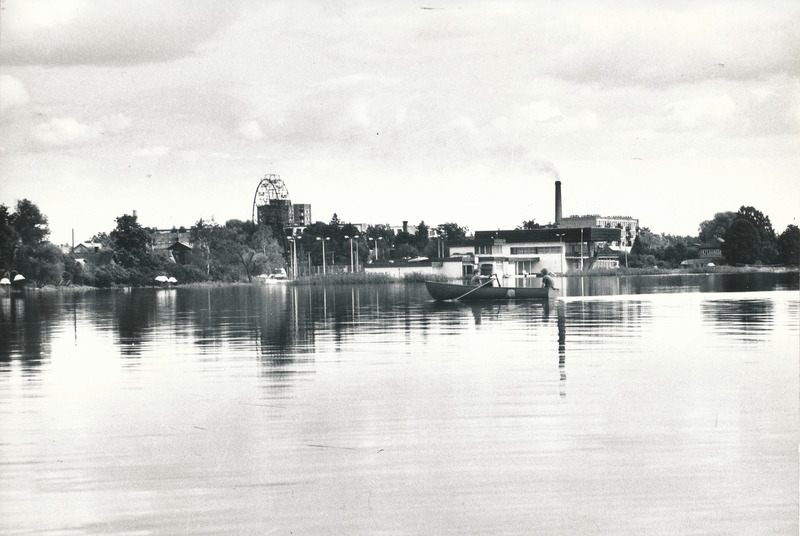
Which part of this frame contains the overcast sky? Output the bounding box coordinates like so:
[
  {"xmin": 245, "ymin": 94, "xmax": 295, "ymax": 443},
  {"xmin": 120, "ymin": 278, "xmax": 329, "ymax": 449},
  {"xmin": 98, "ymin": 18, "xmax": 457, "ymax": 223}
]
[{"xmin": 1, "ymin": 0, "xmax": 798, "ymax": 245}]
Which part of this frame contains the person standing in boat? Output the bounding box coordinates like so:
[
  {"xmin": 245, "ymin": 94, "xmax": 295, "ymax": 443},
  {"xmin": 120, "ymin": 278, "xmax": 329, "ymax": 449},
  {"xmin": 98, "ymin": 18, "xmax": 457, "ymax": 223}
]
[{"xmin": 540, "ymin": 268, "xmax": 555, "ymax": 289}]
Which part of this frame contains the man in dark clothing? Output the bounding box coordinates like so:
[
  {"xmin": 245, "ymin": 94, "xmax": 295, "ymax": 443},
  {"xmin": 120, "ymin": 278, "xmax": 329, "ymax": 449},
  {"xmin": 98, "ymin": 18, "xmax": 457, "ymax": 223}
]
[{"xmin": 540, "ymin": 268, "xmax": 555, "ymax": 289}]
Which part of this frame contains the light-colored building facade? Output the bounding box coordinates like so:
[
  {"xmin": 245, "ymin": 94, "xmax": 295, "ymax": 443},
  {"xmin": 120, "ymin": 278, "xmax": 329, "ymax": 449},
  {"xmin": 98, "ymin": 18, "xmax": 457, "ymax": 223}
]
[
  {"xmin": 471, "ymin": 228, "xmax": 622, "ymax": 280},
  {"xmin": 559, "ymin": 215, "xmax": 639, "ymax": 250}
]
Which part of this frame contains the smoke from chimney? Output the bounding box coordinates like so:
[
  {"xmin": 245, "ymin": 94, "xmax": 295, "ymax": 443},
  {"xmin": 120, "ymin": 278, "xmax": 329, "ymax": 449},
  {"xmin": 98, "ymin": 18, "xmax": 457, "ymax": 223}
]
[{"xmin": 555, "ymin": 181, "xmax": 562, "ymax": 226}]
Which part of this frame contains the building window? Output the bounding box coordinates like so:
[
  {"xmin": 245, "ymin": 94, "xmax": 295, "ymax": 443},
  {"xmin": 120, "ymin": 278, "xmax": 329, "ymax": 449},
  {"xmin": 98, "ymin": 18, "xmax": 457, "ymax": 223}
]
[
  {"xmin": 510, "ymin": 246, "xmax": 560, "ymax": 255},
  {"xmin": 516, "ymin": 260, "xmax": 537, "ymax": 275},
  {"xmin": 475, "ymin": 245, "xmax": 493, "ymax": 254}
]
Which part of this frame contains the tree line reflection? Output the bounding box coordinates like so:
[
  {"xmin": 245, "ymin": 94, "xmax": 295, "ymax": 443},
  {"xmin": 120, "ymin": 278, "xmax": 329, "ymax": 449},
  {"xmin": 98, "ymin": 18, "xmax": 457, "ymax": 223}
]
[{"xmin": 1, "ymin": 274, "xmax": 790, "ymax": 377}]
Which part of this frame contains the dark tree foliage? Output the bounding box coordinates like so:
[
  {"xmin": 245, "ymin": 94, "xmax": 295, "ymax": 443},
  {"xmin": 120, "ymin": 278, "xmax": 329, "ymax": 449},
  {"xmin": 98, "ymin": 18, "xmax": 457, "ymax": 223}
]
[
  {"xmin": 438, "ymin": 222, "xmax": 468, "ymax": 242},
  {"xmin": 698, "ymin": 211, "xmax": 736, "ymax": 243},
  {"xmin": 0, "ymin": 204, "xmax": 17, "ymax": 270},
  {"xmin": 722, "ymin": 218, "xmax": 761, "ymax": 265},
  {"xmin": 15, "ymin": 242, "xmax": 65, "ymax": 287},
  {"xmin": 518, "ymin": 220, "xmax": 541, "ymax": 230},
  {"xmin": 414, "ymin": 221, "xmax": 429, "ymax": 247},
  {"xmin": 777, "ymin": 224, "xmax": 800, "ymax": 266},
  {"xmin": 735, "ymin": 206, "xmax": 777, "ymax": 262},
  {"xmin": 110, "ymin": 213, "xmax": 152, "ymax": 268},
  {"xmin": 629, "ymin": 227, "xmax": 696, "ymax": 268},
  {"xmin": 0, "ymin": 200, "xmax": 66, "ymax": 284},
  {"xmin": 12, "ymin": 198, "xmax": 50, "ymax": 245},
  {"xmin": 719, "ymin": 206, "xmax": 778, "ymax": 265}
]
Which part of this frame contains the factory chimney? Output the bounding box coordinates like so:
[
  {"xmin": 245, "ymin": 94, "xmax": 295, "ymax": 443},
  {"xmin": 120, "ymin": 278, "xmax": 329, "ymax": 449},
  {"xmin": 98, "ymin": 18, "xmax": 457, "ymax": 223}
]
[{"xmin": 555, "ymin": 181, "xmax": 562, "ymax": 226}]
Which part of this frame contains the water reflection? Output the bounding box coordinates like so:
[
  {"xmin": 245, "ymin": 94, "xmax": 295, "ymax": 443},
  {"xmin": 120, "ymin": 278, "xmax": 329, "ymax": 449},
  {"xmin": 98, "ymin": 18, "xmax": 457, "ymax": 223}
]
[
  {"xmin": 558, "ymin": 301, "xmax": 566, "ymax": 397},
  {"xmin": 565, "ymin": 271, "xmax": 798, "ymax": 297},
  {"xmin": 701, "ymin": 298, "xmax": 775, "ymax": 342},
  {"xmin": 0, "ymin": 275, "xmax": 798, "ymax": 536}
]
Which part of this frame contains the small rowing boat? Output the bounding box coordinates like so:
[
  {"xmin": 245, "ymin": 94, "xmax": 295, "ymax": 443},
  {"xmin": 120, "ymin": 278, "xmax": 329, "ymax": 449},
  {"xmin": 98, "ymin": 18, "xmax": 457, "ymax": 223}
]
[{"xmin": 424, "ymin": 280, "xmax": 558, "ymax": 302}]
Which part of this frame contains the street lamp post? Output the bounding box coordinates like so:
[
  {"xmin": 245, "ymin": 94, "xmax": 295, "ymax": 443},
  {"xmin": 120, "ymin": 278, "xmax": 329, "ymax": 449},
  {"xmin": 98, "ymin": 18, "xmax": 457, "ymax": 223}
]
[
  {"xmin": 316, "ymin": 237, "xmax": 330, "ymax": 275},
  {"xmin": 369, "ymin": 236, "xmax": 383, "ymax": 261},
  {"xmin": 353, "ymin": 235, "xmax": 360, "ymax": 272},
  {"xmin": 344, "ymin": 235, "xmax": 358, "ymax": 273},
  {"xmin": 287, "ymin": 236, "xmax": 297, "ymax": 279},
  {"xmin": 555, "ymin": 233, "xmax": 565, "ymax": 274}
]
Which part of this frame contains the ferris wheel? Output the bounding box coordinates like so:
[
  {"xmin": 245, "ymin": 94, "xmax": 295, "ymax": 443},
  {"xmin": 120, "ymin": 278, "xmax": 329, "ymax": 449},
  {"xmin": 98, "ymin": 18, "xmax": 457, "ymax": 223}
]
[{"xmin": 252, "ymin": 174, "xmax": 290, "ymax": 225}]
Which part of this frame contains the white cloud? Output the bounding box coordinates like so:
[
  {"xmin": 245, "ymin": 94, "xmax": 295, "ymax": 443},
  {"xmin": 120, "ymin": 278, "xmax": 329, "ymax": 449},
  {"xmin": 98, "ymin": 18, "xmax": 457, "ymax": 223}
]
[
  {"xmin": 238, "ymin": 120, "xmax": 263, "ymax": 141},
  {"xmin": 32, "ymin": 113, "xmax": 131, "ymax": 147},
  {"xmin": 559, "ymin": 110, "xmax": 598, "ymax": 132},
  {"xmin": 181, "ymin": 151, "xmax": 200, "ymax": 162},
  {"xmin": 666, "ymin": 95, "xmax": 736, "ymax": 128},
  {"xmin": 0, "ymin": 75, "xmax": 30, "ymax": 112},
  {"xmin": 33, "ymin": 117, "xmax": 98, "ymax": 146},
  {"xmin": 132, "ymin": 146, "xmax": 170, "ymax": 157},
  {"xmin": 11, "ymin": 0, "xmax": 84, "ymax": 29},
  {"xmin": 1, "ymin": 1, "xmax": 242, "ymax": 65},
  {"xmin": 98, "ymin": 113, "xmax": 131, "ymax": 133},
  {"xmin": 519, "ymin": 100, "xmax": 562, "ymax": 123}
]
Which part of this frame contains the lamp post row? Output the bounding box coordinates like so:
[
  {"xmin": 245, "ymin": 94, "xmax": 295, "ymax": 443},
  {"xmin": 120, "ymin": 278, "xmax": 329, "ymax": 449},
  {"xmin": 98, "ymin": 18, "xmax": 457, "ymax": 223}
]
[{"xmin": 287, "ymin": 233, "xmax": 391, "ymax": 277}]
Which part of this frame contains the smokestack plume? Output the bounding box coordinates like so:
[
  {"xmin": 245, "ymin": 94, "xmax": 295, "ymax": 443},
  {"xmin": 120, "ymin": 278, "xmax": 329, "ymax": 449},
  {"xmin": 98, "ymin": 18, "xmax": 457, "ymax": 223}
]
[{"xmin": 555, "ymin": 181, "xmax": 562, "ymax": 226}]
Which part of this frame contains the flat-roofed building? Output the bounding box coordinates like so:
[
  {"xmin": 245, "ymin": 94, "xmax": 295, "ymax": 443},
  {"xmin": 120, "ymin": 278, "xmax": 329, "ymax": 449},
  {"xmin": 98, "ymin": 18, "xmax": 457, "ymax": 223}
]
[
  {"xmin": 472, "ymin": 227, "xmax": 622, "ymax": 279},
  {"xmin": 559, "ymin": 214, "xmax": 639, "ymax": 250}
]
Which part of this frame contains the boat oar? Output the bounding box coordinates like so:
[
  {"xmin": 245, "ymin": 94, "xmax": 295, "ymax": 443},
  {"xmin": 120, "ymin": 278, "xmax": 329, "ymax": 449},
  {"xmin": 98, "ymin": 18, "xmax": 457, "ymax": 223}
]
[{"xmin": 453, "ymin": 278, "xmax": 495, "ymax": 301}]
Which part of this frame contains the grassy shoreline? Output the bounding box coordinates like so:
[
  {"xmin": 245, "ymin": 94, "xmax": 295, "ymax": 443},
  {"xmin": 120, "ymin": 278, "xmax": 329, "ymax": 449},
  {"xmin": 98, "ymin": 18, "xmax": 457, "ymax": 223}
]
[{"xmin": 15, "ymin": 265, "xmax": 799, "ymax": 292}]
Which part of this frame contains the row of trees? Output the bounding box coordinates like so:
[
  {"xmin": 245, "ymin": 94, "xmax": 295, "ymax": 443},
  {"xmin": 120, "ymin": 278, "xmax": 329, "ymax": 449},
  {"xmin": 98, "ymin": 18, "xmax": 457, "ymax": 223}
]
[
  {"xmin": 0, "ymin": 199, "xmax": 471, "ymax": 287},
  {"xmin": 628, "ymin": 206, "xmax": 798, "ymax": 268},
  {"xmin": 79, "ymin": 216, "xmax": 287, "ymax": 286},
  {"xmin": 295, "ymin": 214, "xmax": 469, "ymax": 269},
  {"xmin": 0, "ymin": 199, "xmax": 67, "ymax": 285},
  {"xmin": 1, "ymin": 199, "xmax": 797, "ymax": 287}
]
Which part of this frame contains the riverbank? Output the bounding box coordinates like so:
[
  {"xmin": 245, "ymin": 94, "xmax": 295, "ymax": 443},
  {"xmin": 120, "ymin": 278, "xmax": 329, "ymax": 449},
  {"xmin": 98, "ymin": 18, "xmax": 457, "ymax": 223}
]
[
  {"xmin": 14, "ymin": 265, "xmax": 798, "ymax": 292},
  {"xmin": 573, "ymin": 265, "xmax": 798, "ymax": 277}
]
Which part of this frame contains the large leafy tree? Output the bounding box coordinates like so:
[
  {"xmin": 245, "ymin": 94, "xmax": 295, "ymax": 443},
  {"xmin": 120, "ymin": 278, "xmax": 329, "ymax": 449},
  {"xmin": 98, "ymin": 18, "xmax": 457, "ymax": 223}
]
[
  {"xmin": 414, "ymin": 221, "xmax": 430, "ymax": 247},
  {"xmin": 12, "ymin": 198, "xmax": 50, "ymax": 245},
  {"xmin": 722, "ymin": 218, "xmax": 761, "ymax": 265},
  {"xmin": 438, "ymin": 222, "xmax": 468, "ymax": 242},
  {"xmin": 0, "ymin": 204, "xmax": 17, "ymax": 270},
  {"xmin": 736, "ymin": 205, "xmax": 777, "ymax": 262},
  {"xmin": 777, "ymin": 224, "xmax": 799, "ymax": 266},
  {"xmin": 721, "ymin": 206, "xmax": 777, "ymax": 264},
  {"xmin": 110, "ymin": 213, "xmax": 152, "ymax": 268},
  {"xmin": 1, "ymin": 200, "xmax": 64, "ymax": 282},
  {"xmin": 15, "ymin": 242, "xmax": 66, "ymax": 286},
  {"xmin": 698, "ymin": 211, "xmax": 736, "ymax": 243}
]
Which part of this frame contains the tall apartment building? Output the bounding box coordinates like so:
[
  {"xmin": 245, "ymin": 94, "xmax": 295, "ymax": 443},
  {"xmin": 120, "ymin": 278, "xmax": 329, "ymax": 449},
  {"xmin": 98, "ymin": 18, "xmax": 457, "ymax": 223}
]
[{"xmin": 559, "ymin": 214, "xmax": 639, "ymax": 249}]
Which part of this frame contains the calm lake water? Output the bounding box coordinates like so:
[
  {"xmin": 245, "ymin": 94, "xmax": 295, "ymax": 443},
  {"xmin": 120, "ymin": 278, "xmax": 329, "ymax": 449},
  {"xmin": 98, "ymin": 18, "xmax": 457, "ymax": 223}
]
[{"xmin": 1, "ymin": 273, "xmax": 798, "ymax": 535}]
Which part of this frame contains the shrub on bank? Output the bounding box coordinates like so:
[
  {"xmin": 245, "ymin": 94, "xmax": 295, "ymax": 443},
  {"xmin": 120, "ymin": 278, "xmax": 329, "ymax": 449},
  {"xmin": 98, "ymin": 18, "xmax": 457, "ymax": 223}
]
[
  {"xmin": 291, "ymin": 272, "xmax": 395, "ymax": 285},
  {"xmin": 402, "ymin": 272, "xmax": 450, "ymax": 283}
]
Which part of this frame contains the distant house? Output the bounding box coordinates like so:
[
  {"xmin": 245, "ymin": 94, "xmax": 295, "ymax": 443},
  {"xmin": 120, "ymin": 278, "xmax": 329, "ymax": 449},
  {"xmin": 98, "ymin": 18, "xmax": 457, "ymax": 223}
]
[
  {"xmin": 591, "ymin": 245, "xmax": 620, "ymax": 269},
  {"xmin": 72, "ymin": 242, "xmax": 103, "ymax": 255},
  {"xmin": 74, "ymin": 249, "xmax": 118, "ymax": 267},
  {"xmin": 167, "ymin": 241, "xmax": 193, "ymax": 264},
  {"xmin": 681, "ymin": 238, "xmax": 723, "ymax": 267},
  {"xmin": 151, "ymin": 229, "xmax": 192, "ymax": 250},
  {"xmin": 696, "ymin": 238, "xmax": 723, "ymax": 259}
]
